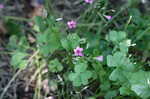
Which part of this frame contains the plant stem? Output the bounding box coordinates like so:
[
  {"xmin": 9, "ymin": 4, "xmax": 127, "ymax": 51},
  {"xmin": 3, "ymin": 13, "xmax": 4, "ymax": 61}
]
[{"xmin": 3, "ymin": 16, "xmax": 32, "ymax": 22}]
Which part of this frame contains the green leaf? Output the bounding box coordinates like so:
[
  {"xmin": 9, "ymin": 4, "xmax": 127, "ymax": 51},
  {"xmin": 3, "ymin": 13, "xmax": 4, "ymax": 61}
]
[
  {"xmin": 7, "ymin": 35, "xmax": 29, "ymax": 51},
  {"xmin": 69, "ymin": 73, "xmax": 81, "ymax": 86},
  {"xmin": 7, "ymin": 35, "xmax": 18, "ymax": 50},
  {"xmin": 107, "ymin": 52, "xmax": 135, "ymax": 71},
  {"xmin": 60, "ymin": 38, "xmax": 70, "ymax": 51},
  {"xmin": 69, "ymin": 60, "xmax": 92, "ymax": 86},
  {"xmin": 100, "ymin": 81, "xmax": 111, "ymax": 91},
  {"xmin": 107, "ymin": 55, "xmax": 118, "ymax": 67},
  {"xmin": 119, "ymin": 40, "xmax": 131, "ymax": 53},
  {"xmin": 81, "ymin": 71, "xmax": 92, "ymax": 85},
  {"xmin": 107, "ymin": 31, "xmax": 126, "ymax": 43},
  {"xmin": 48, "ymin": 59, "xmax": 63, "ymax": 73},
  {"xmin": 33, "ymin": 16, "xmax": 47, "ymax": 32},
  {"xmin": 36, "ymin": 27, "xmax": 61, "ymax": 56},
  {"xmin": 6, "ymin": 20, "xmax": 22, "ymax": 35},
  {"xmin": 11, "ymin": 52, "xmax": 28, "ymax": 69},
  {"xmin": 129, "ymin": 71, "xmax": 150, "ymax": 99},
  {"xmin": 104, "ymin": 90, "xmax": 117, "ymax": 99},
  {"xmin": 61, "ymin": 33, "xmax": 80, "ymax": 51},
  {"xmin": 74, "ymin": 62, "xmax": 87, "ymax": 73},
  {"xmin": 107, "ymin": 52, "xmax": 125, "ymax": 67},
  {"xmin": 119, "ymin": 84, "xmax": 132, "ymax": 95},
  {"xmin": 67, "ymin": 33, "xmax": 80, "ymax": 49},
  {"xmin": 109, "ymin": 68, "xmax": 127, "ymax": 82}
]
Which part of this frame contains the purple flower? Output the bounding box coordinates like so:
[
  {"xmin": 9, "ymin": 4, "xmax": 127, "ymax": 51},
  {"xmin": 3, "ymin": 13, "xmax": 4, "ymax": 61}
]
[
  {"xmin": 74, "ymin": 46, "xmax": 84, "ymax": 56},
  {"xmin": 95, "ymin": 56, "xmax": 103, "ymax": 62},
  {"xmin": 0, "ymin": 4, "xmax": 4, "ymax": 9},
  {"xmin": 67, "ymin": 20, "xmax": 77, "ymax": 29},
  {"xmin": 84, "ymin": 0, "xmax": 94, "ymax": 4},
  {"xmin": 104, "ymin": 15, "xmax": 112, "ymax": 20}
]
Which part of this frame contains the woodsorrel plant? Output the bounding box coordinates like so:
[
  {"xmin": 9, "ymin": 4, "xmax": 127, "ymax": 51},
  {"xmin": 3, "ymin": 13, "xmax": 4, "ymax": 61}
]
[{"xmin": 1, "ymin": 0, "xmax": 150, "ymax": 99}]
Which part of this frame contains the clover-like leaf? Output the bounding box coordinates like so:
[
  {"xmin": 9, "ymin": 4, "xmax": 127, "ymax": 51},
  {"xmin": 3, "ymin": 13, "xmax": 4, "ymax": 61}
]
[
  {"xmin": 7, "ymin": 35, "xmax": 29, "ymax": 51},
  {"xmin": 69, "ymin": 73, "xmax": 81, "ymax": 86},
  {"xmin": 129, "ymin": 71, "xmax": 150, "ymax": 99},
  {"xmin": 60, "ymin": 38, "xmax": 70, "ymax": 51},
  {"xmin": 11, "ymin": 52, "xmax": 28, "ymax": 69},
  {"xmin": 36, "ymin": 27, "xmax": 61, "ymax": 56},
  {"xmin": 81, "ymin": 71, "xmax": 92, "ymax": 85},
  {"xmin": 107, "ymin": 52, "xmax": 125, "ymax": 67},
  {"xmin": 107, "ymin": 52, "xmax": 135, "ymax": 71},
  {"xmin": 69, "ymin": 61, "xmax": 92, "ymax": 86},
  {"xmin": 109, "ymin": 68, "xmax": 127, "ymax": 82},
  {"xmin": 107, "ymin": 31, "xmax": 126, "ymax": 43},
  {"xmin": 74, "ymin": 62, "xmax": 87, "ymax": 73},
  {"xmin": 67, "ymin": 33, "xmax": 80, "ymax": 49},
  {"xmin": 119, "ymin": 85, "xmax": 132, "ymax": 95},
  {"xmin": 48, "ymin": 59, "xmax": 63, "ymax": 73},
  {"xmin": 104, "ymin": 90, "xmax": 117, "ymax": 99}
]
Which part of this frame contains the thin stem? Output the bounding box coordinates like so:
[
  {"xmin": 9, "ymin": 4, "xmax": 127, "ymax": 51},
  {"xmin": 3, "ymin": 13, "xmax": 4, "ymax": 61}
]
[
  {"xmin": 3, "ymin": 16, "xmax": 32, "ymax": 22},
  {"xmin": 124, "ymin": 16, "xmax": 132, "ymax": 30},
  {"xmin": 133, "ymin": 27, "xmax": 150, "ymax": 42}
]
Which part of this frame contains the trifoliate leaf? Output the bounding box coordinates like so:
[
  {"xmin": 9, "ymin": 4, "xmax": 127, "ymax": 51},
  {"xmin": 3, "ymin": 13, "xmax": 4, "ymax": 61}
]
[
  {"xmin": 11, "ymin": 52, "xmax": 28, "ymax": 69},
  {"xmin": 100, "ymin": 81, "xmax": 111, "ymax": 91},
  {"xmin": 129, "ymin": 71, "xmax": 150, "ymax": 99},
  {"xmin": 36, "ymin": 27, "xmax": 61, "ymax": 56},
  {"xmin": 69, "ymin": 73, "xmax": 81, "ymax": 86},
  {"xmin": 60, "ymin": 38, "xmax": 70, "ymax": 51},
  {"xmin": 119, "ymin": 84, "xmax": 133, "ymax": 95},
  {"xmin": 81, "ymin": 71, "xmax": 92, "ymax": 85},
  {"xmin": 107, "ymin": 31, "xmax": 126, "ymax": 43},
  {"xmin": 69, "ymin": 61, "xmax": 92, "ymax": 86},
  {"xmin": 74, "ymin": 62, "xmax": 87, "ymax": 73},
  {"xmin": 104, "ymin": 90, "xmax": 117, "ymax": 99},
  {"xmin": 48, "ymin": 59, "xmax": 63, "ymax": 73},
  {"xmin": 109, "ymin": 68, "xmax": 127, "ymax": 82},
  {"xmin": 107, "ymin": 55, "xmax": 118, "ymax": 67},
  {"xmin": 107, "ymin": 52, "xmax": 135, "ymax": 71},
  {"xmin": 67, "ymin": 33, "xmax": 80, "ymax": 49},
  {"xmin": 107, "ymin": 52, "xmax": 125, "ymax": 67}
]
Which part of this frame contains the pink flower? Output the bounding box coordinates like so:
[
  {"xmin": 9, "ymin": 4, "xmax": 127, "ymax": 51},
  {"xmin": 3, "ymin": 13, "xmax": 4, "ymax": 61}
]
[
  {"xmin": 95, "ymin": 56, "xmax": 103, "ymax": 62},
  {"xmin": 84, "ymin": 0, "xmax": 94, "ymax": 4},
  {"xmin": 67, "ymin": 20, "xmax": 77, "ymax": 29},
  {"xmin": 74, "ymin": 46, "xmax": 84, "ymax": 56},
  {"xmin": 0, "ymin": 4, "xmax": 4, "ymax": 9},
  {"xmin": 104, "ymin": 15, "xmax": 112, "ymax": 20}
]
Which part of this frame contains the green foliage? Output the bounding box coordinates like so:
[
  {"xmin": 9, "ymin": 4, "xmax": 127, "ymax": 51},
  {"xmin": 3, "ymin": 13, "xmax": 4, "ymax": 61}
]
[
  {"xmin": 107, "ymin": 52, "xmax": 135, "ymax": 71},
  {"xmin": 32, "ymin": 16, "xmax": 62, "ymax": 56},
  {"xmin": 104, "ymin": 90, "xmax": 117, "ymax": 99},
  {"xmin": 7, "ymin": 35, "xmax": 29, "ymax": 51},
  {"xmin": 11, "ymin": 52, "xmax": 28, "ymax": 69},
  {"xmin": 129, "ymin": 71, "xmax": 150, "ymax": 99},
  {"xmin": 69, "ymin": 61, "xmax": 93, "ymax": 86},
  {"xmin": 119, "ymin": 84, "xmax": 133, "ymax": 95},
  {"xmin": 61, "ymin": 33, "xmax": 80, "ymax": 51},
  {"xmin": 5, "ymin": 20, "xmax": 22, "ymax": 35},
  {"xmin": 107, "ymin": 30, "xmax": 150, "ymax": 98},
  {"xmin": 36, "ymin": 26, "xmax": 61, "ymax": 56},
  {"xmin": 106, "ymin": 31, "xmax": 126, "ymax": 44},
  {"xmin": 48, "ymin": 59, "xmax": 63, "ymax": 73}
]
